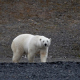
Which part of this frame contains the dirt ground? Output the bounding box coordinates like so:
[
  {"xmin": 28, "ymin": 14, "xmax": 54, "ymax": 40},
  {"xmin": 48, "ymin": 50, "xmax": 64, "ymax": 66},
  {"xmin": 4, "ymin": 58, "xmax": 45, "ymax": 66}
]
[{"xmin": 0, "ymin": 0, "xmax": 80, "ymax": 62}]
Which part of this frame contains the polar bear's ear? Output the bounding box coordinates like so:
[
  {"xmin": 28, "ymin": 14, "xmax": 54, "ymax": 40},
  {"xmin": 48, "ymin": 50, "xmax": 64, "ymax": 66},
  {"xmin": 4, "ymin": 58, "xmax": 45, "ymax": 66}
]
[{"xmin": 49, "ymin": 38, "xmax": 51, "ymax": 42}]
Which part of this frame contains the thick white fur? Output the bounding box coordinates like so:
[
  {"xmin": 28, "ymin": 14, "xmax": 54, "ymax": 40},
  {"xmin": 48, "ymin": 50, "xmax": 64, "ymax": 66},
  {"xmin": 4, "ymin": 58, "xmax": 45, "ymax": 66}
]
[{"xmin": 11, "ymin": 34, "xmax": 51, "ymax": 63}]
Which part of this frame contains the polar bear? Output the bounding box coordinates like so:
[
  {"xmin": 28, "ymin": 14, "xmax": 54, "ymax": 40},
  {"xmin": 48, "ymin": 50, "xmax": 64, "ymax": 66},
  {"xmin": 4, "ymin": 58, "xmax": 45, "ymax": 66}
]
[{"xmin": 11, "ymin": 34, "xmax": 51, "ymax": 63}]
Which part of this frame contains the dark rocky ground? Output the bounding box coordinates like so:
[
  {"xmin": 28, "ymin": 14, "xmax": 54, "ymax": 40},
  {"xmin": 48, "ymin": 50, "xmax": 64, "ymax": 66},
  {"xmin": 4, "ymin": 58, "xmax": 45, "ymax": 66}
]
[{"xmin": 0, "ymin": 62, "xmax": 80, "ymax": 80}]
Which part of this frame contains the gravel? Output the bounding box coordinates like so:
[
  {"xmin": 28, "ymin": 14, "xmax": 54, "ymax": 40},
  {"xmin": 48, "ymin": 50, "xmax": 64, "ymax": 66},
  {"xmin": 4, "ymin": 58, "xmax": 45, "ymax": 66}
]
[{"xmin": 0, "ymin": 62, "xmax": 80, "ymax": 80}]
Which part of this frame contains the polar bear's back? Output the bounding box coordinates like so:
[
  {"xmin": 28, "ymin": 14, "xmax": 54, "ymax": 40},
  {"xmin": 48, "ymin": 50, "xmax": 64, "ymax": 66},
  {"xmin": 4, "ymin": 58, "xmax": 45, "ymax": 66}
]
[
  {"xmin": 14, "ymin": 34, "xmax": 34, "ymax": 41},
  {"xmin": 12, "ymin": 34, "xmax": 34, "ymax": 47},
  {"xmin": 14, "ymin": 34, "xmax": 33, "ymax": 40}
]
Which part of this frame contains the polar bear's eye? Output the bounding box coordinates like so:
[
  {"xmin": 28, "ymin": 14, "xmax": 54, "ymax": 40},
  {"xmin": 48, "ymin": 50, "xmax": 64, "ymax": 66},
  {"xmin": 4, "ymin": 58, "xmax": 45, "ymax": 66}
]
[
  {"xmin": 40, "ymin": 39, "xmax": 42, "ymax": 41},
  {"xmin": 43, "ymin": 41, "xmax": 44, "ymax": 42}
]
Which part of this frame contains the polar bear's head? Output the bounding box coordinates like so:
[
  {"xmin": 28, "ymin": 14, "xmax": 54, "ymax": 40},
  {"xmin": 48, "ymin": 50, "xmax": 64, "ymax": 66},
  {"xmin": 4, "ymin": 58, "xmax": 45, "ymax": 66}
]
[{"xmin": 38, "ymin": 36, "xmax": 51, "ymax": 48}]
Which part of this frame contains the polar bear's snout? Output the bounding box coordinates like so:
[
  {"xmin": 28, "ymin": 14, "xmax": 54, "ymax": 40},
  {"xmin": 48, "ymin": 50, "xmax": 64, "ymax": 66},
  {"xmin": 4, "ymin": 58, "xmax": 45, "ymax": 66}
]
[
  {"xmin": 44, "ymin": 42, "xmax": 49, "ymax": 47},
  {"xmin": 45, "ymin": 43, "xmax": 47, "ymax": 46},
  {"xmin": 44, "ymin": 43, "xmax": 49, "ymax": 47}
]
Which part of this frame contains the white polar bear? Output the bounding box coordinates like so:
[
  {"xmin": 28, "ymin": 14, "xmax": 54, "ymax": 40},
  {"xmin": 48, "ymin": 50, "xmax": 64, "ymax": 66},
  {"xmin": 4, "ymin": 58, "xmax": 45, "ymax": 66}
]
[{"xmin": 11, "ymin": 34, "xmax": 51, "ymax": 63}]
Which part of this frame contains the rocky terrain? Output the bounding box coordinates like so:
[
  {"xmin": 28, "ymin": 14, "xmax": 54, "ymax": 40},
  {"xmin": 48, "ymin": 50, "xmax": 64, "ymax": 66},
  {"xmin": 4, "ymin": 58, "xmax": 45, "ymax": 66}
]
[{"xmin": 0, "ymin": 62, "xmax": 80, "ymax": 80}]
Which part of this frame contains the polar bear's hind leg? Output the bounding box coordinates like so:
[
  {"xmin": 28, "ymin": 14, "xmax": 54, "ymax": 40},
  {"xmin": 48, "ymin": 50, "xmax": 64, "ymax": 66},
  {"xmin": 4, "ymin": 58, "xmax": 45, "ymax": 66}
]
[
  {"xmin": 12, "ymin": 52, "xmax": 22, "ymax": 63},
  {"xmin": 11, "ymin": 41, "xmax": 24, "ymax": 63}
]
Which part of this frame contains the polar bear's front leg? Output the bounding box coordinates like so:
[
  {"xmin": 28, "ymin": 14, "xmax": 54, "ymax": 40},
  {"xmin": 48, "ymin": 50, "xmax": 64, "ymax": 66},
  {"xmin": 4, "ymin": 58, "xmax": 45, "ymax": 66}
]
[{"xmin": 40, "ymin": 48, "xmax": 48, "ymax": 62}]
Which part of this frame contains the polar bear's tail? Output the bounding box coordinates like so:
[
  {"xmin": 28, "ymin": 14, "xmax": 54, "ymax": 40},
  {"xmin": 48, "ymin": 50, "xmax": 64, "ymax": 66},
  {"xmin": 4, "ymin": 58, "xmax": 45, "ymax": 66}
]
[{"xmin": 11, "ymin": 41, "xmax": 16, "ymax": 53}]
